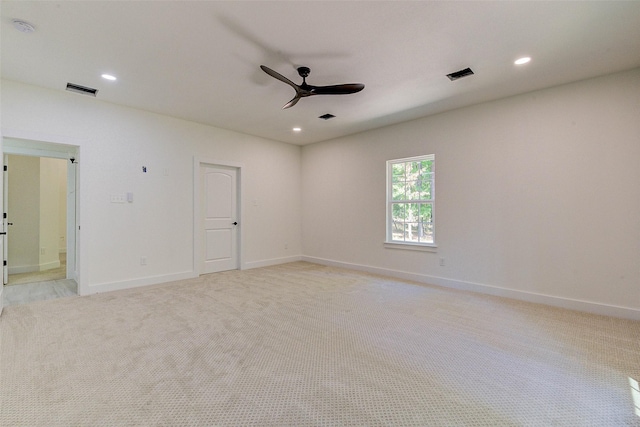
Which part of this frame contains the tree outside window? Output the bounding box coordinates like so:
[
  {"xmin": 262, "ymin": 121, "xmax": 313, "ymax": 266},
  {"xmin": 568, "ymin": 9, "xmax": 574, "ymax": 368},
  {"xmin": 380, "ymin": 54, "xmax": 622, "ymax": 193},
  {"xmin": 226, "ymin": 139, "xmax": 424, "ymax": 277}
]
[{"xmin": 387, "ymin": 155, "xmax": 434, "ymax": 245}]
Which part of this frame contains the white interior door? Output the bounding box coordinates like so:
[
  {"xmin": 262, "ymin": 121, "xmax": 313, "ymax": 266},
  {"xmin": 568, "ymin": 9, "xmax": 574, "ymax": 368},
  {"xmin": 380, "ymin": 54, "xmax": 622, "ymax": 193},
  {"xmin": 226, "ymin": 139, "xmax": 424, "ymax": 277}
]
[
  {"xmin": 1, "ymin": 151, "xmax": 5, "ymax": 314},
  {"xmin": 2, "ymin": 155, "xmax": 7, "ymax": 286},
  {"xmin": 66, "ymin": 160, "xmax": 78, "ymax": 281},
  {"xmin": 201, "ymin": 164, "xmax": 238, "ymax": 274}
]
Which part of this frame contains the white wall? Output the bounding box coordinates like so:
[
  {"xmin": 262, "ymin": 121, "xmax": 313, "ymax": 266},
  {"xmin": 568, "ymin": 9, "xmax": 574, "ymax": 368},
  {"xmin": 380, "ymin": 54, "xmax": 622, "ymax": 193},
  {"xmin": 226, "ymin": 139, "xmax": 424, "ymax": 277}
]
[
  {"xmin": 6, "ymin": 155, "xmax": 40, "ymax": 272},
  {"xmin": 39, "ymin": 157, "xmax": 65, "ymax": 270},
  {"xmin": 301, "ymin": 68, "xmax": 640, "ymax": 319},
  {"xmin": 3, "ymin": 69, "xmax": 638, "ymax": 319},
  {"xmin": 58, "ymin": 159, "xmax": 67, "ymax": 254},
  {"xmin": 1, "ymin": 79, "xmax": 302, "ymax": 294}
]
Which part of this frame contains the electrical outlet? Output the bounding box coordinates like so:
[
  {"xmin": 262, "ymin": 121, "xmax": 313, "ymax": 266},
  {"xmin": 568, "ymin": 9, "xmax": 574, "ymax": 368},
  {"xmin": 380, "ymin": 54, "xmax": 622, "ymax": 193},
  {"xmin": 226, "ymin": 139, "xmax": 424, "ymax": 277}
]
[
  {"xmin": 140, "ymin": 256, "xmax": 147, "ymax": 266},
  {"xmin": 110, "ymin": 194, "xmax": 125, "ymax": 203},
  {"xmin": 439, "ymin": 257, "xmax": 445, "ymax": 266},
  {"xmin": 284, "ymin": 242, "xmax": 288, "ymax": 250}
]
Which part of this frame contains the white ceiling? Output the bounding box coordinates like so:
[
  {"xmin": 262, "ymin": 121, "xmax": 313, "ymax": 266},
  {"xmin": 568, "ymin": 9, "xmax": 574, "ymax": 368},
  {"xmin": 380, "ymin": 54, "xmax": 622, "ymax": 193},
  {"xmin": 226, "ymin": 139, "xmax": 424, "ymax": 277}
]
[{"xmin": 2, "ymin": 1, "xmax": 640, "ymax": 146}]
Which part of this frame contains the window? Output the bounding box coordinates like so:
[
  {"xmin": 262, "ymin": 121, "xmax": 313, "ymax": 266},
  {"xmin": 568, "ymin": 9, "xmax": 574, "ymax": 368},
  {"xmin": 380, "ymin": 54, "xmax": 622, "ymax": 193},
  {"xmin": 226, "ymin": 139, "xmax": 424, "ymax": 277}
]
[{"xmin": 386, "ymin": 155, "xmax": 435, "ymax": 248}]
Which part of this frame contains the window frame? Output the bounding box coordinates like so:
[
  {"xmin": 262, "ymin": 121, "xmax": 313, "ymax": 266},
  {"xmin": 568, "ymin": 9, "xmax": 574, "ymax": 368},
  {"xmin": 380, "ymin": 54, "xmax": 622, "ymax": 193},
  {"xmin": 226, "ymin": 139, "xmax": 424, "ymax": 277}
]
[{"xmin": 385, "ymin": 154, "xmax": 436, "ymax": 251}]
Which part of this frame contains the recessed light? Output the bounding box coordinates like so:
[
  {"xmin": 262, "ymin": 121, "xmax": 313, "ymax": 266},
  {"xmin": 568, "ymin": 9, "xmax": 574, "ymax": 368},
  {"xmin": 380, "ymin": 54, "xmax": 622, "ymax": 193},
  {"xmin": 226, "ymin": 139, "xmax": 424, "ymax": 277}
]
[
  {"xmin": 514, "ymin": 57, "xmax": 531, "ymax": 65},
  {"xmin": 292, "ymin": 127, "xmax": 302, "ymax": 132},
  {"xmin": 101, "ymin": 74, "xmax": 117, "ymax": 81}
]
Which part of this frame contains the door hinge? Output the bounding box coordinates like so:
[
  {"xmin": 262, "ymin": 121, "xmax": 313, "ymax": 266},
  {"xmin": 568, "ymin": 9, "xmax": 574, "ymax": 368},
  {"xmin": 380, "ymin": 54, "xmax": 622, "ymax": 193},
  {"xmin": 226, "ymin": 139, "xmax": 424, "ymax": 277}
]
[
  {"xmin": 3, "ymin": 165, "xmax": 7, "ymax": 172},
  {"xmin": 3, "ymin": 213, "xmax": 5, "ymax": 219},
  {"xmin": 3, "ymin": 261, "xmax": 6, "ymax": 266}
]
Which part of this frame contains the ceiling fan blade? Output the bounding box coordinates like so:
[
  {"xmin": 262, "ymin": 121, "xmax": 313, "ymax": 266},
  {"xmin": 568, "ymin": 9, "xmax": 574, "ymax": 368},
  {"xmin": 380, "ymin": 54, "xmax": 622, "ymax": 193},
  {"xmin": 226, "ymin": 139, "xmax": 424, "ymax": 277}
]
[
  {"xmin": 310, "ymin": 83, "xmax": 365, "ymax": 95},
  {"xmin": 262, "ymin": 65, "xmax": 364, "ymax": 108},
  {"xmin": 260, "ymin": 65, "xmax": 298, "ymax": 89},
  {"xmin": 282, "ymin": 95, "xmax": 301, "ymax": 109}
]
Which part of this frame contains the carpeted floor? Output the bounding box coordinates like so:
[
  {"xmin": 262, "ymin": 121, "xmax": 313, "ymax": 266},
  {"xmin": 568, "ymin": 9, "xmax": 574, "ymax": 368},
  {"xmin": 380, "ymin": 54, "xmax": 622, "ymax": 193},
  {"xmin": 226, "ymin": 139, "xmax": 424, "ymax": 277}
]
[{"xmin": 1, "ymin": 262, "xmax": 639, "ymax": 426}]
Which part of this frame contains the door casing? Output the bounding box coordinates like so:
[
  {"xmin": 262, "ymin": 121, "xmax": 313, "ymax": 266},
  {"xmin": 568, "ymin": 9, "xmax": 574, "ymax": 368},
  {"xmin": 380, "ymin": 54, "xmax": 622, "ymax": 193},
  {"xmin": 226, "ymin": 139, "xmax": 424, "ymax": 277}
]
[
  {"xmin": 1, "ymin": 136, "xmax": 80, "ymax": 288},
  {"xmin": 193, "ymin": 157, "xmax": 243, "ymax": 275}
]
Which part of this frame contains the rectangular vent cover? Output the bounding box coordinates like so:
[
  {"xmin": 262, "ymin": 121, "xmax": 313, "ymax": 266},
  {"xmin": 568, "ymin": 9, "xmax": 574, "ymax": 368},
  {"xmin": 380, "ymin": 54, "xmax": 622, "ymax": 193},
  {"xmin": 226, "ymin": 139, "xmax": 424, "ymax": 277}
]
[
  {"xmin": 66, "ymin": 82, "xmax": 98, "ymax": 97},
  {"xmin": 446, "ymin": 67, "xmax": 474, "ymax": 81},
  {"xmin": 319, "ymin": 113, "xmax": 336, "ymax": 120}
]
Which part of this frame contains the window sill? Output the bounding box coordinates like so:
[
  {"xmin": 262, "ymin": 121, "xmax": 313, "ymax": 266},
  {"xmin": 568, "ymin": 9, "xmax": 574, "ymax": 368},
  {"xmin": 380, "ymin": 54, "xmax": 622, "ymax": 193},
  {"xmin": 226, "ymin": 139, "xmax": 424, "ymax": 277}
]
[{"xmin": 384, "ymin": 242, "xmax": 438, "ymax": 252}]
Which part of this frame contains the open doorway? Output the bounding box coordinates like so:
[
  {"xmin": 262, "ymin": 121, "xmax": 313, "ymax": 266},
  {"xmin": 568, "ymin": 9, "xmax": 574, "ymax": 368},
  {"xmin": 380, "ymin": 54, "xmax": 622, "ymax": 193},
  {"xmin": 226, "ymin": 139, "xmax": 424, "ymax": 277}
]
[
  {"xmin": 2, "ymin": 138, "xmax": 79, "ymax": 307},
  {"xmin": 6, "ymin": 155, "xmax": 68, "ymax": 284}
]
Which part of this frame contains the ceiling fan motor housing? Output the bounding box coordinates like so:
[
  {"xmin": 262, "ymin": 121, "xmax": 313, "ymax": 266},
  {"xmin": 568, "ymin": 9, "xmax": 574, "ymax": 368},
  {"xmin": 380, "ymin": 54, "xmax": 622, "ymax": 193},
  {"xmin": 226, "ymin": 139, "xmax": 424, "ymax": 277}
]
[{"xmin": 297, "ymin": 67, "xmax": 311, "ymax": 78}]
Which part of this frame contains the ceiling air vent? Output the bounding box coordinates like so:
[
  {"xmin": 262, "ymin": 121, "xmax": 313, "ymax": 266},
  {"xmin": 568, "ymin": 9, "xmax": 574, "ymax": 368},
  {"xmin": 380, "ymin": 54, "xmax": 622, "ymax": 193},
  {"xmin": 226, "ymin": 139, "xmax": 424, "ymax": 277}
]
[
  {"xmin": 319, "ymin": 113, "xmax": 336, "ymax": 120},
  {"xmin": 66, "ymin": 82, "xmax": 98, "ymax": 97},
  {"xmin": 446, "ymin": 67, "xmax": 474, "ymax": 81}
]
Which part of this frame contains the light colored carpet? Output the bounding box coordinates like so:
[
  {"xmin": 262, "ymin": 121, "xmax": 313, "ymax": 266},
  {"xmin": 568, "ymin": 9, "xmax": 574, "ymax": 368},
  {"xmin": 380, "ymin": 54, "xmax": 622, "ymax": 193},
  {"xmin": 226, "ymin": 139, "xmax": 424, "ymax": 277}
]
[{"xmin": 1, "ymin": 262, "xmax": 639, "ymax": 426}]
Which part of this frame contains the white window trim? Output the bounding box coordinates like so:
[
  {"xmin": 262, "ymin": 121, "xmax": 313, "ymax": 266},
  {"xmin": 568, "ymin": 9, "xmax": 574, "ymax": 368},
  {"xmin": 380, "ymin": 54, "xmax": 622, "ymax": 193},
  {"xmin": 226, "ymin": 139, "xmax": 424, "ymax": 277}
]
[
  {"xmin": 383, "ymin": 242, "xmax": 438, "ymax": 252},
  {"xmin": 385, "ymin": 154, "xmax": 436, "ymax": 250}
]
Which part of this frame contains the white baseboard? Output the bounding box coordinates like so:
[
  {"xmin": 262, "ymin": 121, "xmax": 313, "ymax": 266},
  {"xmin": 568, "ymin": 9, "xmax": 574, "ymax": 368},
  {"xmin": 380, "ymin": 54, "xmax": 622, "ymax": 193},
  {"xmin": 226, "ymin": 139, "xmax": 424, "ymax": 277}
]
[
  {"xmin": 9, "ymin": 260, "xmax": 61, "ymax": 275},
  {"xmin": 8, "ymin": 265, "xmax": 39, "ymax": 275},
  {"xmin": 243, "ymin": 255, "xmax": 302, "ymax": 270},
  {"xmin": 84, "ymin": 271, "xmax": 197, "ymax": 296},
  {"xmin": 39, "ymin": 260, "xmax": 61, "ymax": 271},
  {"xmin": 301, "ymin": 256, "xmax": 640, "ymax": 321},
  {"xmin": 81, "ymin": 256, "xmax": 303, "ymax": 296}
]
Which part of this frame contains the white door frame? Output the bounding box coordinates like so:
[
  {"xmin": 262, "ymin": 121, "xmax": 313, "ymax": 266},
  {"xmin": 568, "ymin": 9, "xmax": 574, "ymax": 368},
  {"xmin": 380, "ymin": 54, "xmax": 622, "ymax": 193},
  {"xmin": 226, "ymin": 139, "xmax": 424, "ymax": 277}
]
[
  {"xmin": 193, "ymin": 157, "xmax": 243, "ymax": 275},
  {"xmin": 3, "ymin": 154, "xmax": 8, "ymax": 286},
  {"xmin": 0, "ymin": 139, "xmax": 4, "ymax": 315},
  {"xmin": 1, "ymin": 135, "xmax": 81, "ymax": 290}
]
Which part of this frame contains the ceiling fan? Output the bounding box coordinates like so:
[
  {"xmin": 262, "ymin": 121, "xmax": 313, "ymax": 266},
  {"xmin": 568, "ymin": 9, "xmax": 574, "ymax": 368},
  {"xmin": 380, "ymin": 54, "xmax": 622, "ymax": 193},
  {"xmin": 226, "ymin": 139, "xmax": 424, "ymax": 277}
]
[{"xmin": 260, "ymin": 65, "xmax": 365, "ymax": 109}]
